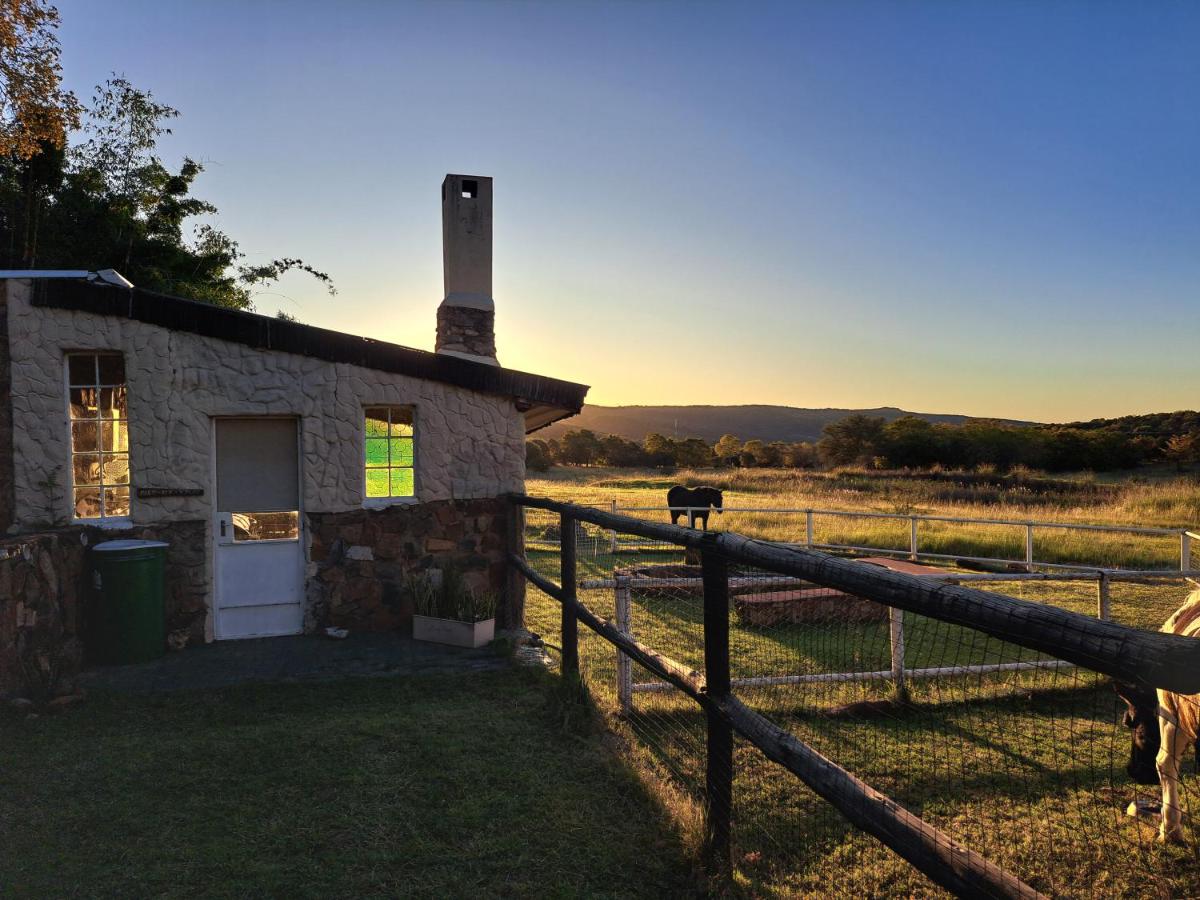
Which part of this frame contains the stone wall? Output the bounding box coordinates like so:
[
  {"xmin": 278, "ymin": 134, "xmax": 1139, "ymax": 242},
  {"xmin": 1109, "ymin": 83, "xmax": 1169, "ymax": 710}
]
[
  {"xmin": 4, "ymin": 278, "xmax": 526, "ymax": 530},
  {"xmin": 0, "ymin": 521, "xmax": 209, "ymax": 694},
  {"xmin": 0, "ymin": 281, "xmax": 13, "ymax": 533},
  {"xmin": 3, "ymin": 278, "xmax": 528, "ymax": 637},
  {"xmin": 307, "ymin": 498, "xmax": 519, "ymax": 633},
  {"xmin": 0, "ymin": 529, "xmax": 86, "ymax": 697}
]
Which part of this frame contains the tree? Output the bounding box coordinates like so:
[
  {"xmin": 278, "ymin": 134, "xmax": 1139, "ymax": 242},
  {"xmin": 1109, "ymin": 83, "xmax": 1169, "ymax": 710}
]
[
  {"xmin": 713, "ymin": 433, "xmax": 742, "ymax": 466},
  {"xmin": 643, "ymin": 433, "xmax": 675, "ymax": 468},
  {"xmin": 673, "ymin": 437, "xmax": 714, "ymax": 468},
  {"xmin": 880, "ymin": 416, "xmax": 941, "ymax": 469},
  {"xmin": 559, "ymin": 429, "xmax": 602, "ymax": 466},
  {"xmin": 599, "ymin": 434, "xmax": 646, "ymax": 467},
  {"xmin": 0, "ymin": 2, "xmax": 81, "ymax": 160},
  {"xmin": 526, "ymin": 440, "xmax": 552, "ymax": 472},
  {"xmin": 0, "ymin": 75, "xmax": 334, "ymax": 307},
  {"xmin": 1165, "ymin": 433, "xmax": 1200, "ymax": 471},
  {"xmin": 818, "ymin": 415, "xmax": 886, "ymax": 467}
]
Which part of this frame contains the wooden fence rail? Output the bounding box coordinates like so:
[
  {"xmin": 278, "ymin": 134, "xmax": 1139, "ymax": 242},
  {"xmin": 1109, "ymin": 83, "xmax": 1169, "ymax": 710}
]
[
  {"xmin": 515, "ymin": 494, "xmax": 1200, "ymax": 694},
  {"xmin": 506, "ymin": 547, "xmax": 1045, "ymax": 899}
]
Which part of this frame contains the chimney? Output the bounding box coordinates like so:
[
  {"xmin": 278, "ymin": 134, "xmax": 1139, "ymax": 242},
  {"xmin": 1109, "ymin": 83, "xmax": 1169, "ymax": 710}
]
[{"xmin": 436, "ymin": 174, "xmax": 498, "ymax": 365}]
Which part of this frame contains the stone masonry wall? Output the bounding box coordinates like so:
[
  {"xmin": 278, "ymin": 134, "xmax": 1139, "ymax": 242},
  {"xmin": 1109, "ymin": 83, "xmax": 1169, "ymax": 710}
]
[
  {"xmin": 0, "ymin": 281, "xmax": 13, "ymax": 532},
  {"xmin": 307, "ymin": 498, "xmax": 517, "ymax": 633},
  {"xmin": 0, "ymin": 529, "xmax": 86, "ymax": 697},
  {"xmin": 3, "ymin": 279, "xmax": 527, "ymax": 639},
  {"xmin": 5, "ymin": 278, "xmax": 526, "ymax": 530},
  {"xmin": 0, "ymin": 521, "xmax": 209, "ymax": 695}
]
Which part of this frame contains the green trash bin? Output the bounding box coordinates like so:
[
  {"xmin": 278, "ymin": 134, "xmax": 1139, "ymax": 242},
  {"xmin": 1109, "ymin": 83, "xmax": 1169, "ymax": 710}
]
[{"xmin": 90, "ymin": 539, "xmax": 169, "ymax": 665}]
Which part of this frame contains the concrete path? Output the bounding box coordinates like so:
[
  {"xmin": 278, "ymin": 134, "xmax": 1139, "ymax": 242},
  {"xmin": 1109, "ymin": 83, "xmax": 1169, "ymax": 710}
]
[{"xmin": 79, "ymin": 632, "xmax": 508, "ymax": 694}]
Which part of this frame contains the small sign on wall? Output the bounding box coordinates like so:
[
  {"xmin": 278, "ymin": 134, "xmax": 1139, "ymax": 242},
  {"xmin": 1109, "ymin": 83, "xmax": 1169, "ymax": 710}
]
[{"xmin": 136, "ymin": 487, "xmax": 205, "ymax": 499}]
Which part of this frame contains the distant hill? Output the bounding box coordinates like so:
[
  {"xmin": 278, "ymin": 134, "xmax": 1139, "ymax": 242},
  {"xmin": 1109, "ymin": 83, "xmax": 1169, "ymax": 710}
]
[{"xmin": 540, "ymin": 405, "xmax": 1032, "ymax": 444}]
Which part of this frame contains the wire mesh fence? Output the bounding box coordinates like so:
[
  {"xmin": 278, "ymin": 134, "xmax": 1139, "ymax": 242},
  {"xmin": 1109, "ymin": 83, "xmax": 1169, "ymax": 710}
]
[{"xmin": 516, "ymin": 499, "xmax": 1200, "ymax": 898}]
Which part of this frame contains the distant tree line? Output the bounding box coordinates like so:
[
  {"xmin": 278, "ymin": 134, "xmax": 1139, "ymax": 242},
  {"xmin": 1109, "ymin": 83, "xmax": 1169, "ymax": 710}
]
[{"xmin": 528, "ymin": 412, "xmax": 1200, "ymax": 473}]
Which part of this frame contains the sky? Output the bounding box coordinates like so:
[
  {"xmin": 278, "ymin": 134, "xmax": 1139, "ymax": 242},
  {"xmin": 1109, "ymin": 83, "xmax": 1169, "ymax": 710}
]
[{"xmin": 53, "ymin": 1, "xmax": 1199, "ymax": 422}]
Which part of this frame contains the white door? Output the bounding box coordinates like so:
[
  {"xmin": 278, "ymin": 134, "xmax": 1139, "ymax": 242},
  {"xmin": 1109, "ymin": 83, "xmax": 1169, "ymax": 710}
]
[{"xmin": 213, "ymin": 418, "xmax": 304, "ymax": 639}]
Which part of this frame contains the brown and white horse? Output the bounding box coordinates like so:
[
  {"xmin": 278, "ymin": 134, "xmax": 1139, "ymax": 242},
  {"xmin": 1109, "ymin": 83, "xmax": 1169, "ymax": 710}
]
[{"xmin": 1117, "ymin": 584, "xmax": 1200, "ymax": 843}]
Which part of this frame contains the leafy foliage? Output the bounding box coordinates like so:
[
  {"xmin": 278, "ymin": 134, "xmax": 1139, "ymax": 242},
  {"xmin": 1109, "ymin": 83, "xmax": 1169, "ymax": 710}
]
[
  {"xmin": 0, "ymin": 74, "xmax": 334, "ymax": 309},
  {"xmin": 405, "ymin": 568, "xmax": 497, "ymax": 623},
  {"xmin": 0, "ymin": 2, "xmax": 81, "ymax": 160}
]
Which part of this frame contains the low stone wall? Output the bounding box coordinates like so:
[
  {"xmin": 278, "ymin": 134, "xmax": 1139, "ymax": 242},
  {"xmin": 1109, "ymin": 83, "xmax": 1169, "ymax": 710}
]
[
  {"xmin": 0, "ymin": 529, "xmax": 87, "ymax": 697},
  {"xmin": 0, "ymin": 521, "xmax": 208, "ymax": 695},
  {"xmin": 307, "ymin": 498, "xmax": 519, "ymax": 634}
]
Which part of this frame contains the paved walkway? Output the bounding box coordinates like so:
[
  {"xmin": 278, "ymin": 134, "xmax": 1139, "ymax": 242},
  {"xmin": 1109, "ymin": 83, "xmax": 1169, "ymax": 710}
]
[{"xmin": 79, "ymin": 632, "xmax": 508, "ymax": 694}]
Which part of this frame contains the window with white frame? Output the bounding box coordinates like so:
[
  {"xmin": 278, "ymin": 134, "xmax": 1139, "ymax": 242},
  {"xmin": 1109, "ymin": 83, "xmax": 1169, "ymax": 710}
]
[
  {"xmin": 67, "ymin": 353, "xmax": 130, "ymax": 519},
  {"xmin": 364, "ymin": 406, "xmax": 415, "ymax": 500}
]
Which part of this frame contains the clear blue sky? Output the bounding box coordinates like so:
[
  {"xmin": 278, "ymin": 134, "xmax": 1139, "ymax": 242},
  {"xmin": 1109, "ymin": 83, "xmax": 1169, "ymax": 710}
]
[{"xmin": 55, "ymin": 1, "xmax": 1198, "ymax": 422}]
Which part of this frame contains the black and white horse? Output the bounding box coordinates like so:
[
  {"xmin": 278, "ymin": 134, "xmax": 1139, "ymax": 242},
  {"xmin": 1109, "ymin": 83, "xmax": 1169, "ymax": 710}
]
[
  {"xmin": 1116, "ymin": 584, "xmax": 1200, "ymax": 843},
  {"xmin": 666, "ymin": 485, "xmax": 723, "ymax": 530}
]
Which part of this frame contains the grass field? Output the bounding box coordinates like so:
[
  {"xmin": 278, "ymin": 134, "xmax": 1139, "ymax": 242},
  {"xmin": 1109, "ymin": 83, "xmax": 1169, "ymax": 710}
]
[
  {"xmin": 522, "ymin": 467, "xmax": 1200, "ymax": 897},
  {"xmin": 0, "ymin": 668, "xmax": 700, "ymax": 899},
  {"xmin": 528, "ymin": 465, "xmax": 1200, "ymax": 570}
]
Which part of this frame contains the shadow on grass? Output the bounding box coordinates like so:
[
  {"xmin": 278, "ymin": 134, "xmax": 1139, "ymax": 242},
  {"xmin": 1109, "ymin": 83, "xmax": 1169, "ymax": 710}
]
[{"xmin": 0, "ymin": 666, "xmax": 706, "ymax": 899}]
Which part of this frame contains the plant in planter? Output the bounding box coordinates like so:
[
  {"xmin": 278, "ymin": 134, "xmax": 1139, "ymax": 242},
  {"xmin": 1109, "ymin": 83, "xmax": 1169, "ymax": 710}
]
[{"xmin": 407, "ymin": 568, "xmax": 497, "ymax": 649}]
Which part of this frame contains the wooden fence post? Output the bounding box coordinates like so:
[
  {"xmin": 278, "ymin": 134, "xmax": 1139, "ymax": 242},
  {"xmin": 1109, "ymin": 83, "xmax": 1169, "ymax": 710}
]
[
  {"xmin": 616, "ymin": 574, "xmax": 633, "ymax": 714},
  {"xmin": 502, "ymin": 500, "xmax": 526, "ymax": 631},
  {"xmin": 561, "ymin": 511, "xmax": 579, "ymax": 675},
  {"xmin": 702, "ymin": 541, "xmax": 733, "ymax": 867},
  {"xmin": 1096, "ymin": 573, "xmax": 1111, "ymax": 621},
  {"xmin": 609, "ymin": 499, "xmax": 619, "ymax": 554},
  {"xmin": 890, "ymin": 607, "xmax": 907, "ymax": 700},
  {"xmin": 1183, "ymin": 531, "xmax": 1193, "ymax": 572}
]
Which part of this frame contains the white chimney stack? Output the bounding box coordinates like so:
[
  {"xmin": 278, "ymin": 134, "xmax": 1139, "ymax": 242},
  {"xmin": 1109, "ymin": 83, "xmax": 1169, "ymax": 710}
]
[{"xmin": 436, "ymin": 174, "xmax": 497, "ymax": 364}]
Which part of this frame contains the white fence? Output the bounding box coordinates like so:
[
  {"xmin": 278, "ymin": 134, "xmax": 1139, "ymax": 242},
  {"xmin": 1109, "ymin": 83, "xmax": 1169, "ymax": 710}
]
[
  {"xmin": 581, "ymin": 567, "xmax": 1200, "ymax": 714},
  {"xmin": 593, "ymin": 504, "xmax": 1196, "ymax": 572}
]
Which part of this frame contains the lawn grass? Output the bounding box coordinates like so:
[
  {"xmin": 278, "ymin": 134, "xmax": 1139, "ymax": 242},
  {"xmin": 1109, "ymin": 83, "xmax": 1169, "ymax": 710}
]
[{"xmin": 0, "ymin": 668, "xmax": 701, "ymax": 899}]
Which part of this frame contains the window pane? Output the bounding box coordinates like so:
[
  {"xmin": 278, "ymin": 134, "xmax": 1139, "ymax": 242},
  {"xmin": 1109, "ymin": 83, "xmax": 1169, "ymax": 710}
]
[
  {"xmin": 390, "ymin": 468, "xmax": 414, "ymax": 497},
  {"xmin": 101, "ymin": 453, "xmax": 130, "ymax": 485},
  {"xmin": 365, "ymin": 437, "xmax": 389, "ymax": 467},
  {"xmin": 73, "ymin": 454, "xmax": 100, "ymax": 485},
  {"xmin": 68, "ymin": 355, "xmax": 96, "ymax": 386},
  {"xmin": 365, "ymin": 469, "xmax": 389, "ymax": 498},
  {"xmin": 74, "ymin": 487, "xmax": 101, "ymax": 519},
  {"xmin": 389, "ymin": 408, "xmax": 413, "ymax": 435},
  {"xmin": 71, "ymin": 422, "xmax": 99, "ymax": 452},
  {"xmin": 101, "ymin": 421, "xmax": 129, "ymax": 452},
  {"xmin": 70, "ymin": 388, "xmax": 98, "ymax": 420},
  {"xmin": 103, "ymin": 487, "xmax": 130, "ymax": 518},
  {"xmin": 100, "ymin": 386, "xmax": 127, "ymax": 419},
  {"xmin": 97, "ymin": 354, "xmax": 125, "ymax": 384},
  {"xmin": 391, "ymin": 437, "xmax": 414, "ymax": 466},
  {"xmin": 232, "ymin": 510, "xmax": 298, "ymax": 541},
  {"xmin": 365, "ymin": 409, "xmax": 389, "ymax": 437}
]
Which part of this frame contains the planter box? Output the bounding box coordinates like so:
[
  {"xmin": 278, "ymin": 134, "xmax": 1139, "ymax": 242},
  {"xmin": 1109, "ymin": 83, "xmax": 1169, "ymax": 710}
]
[{"xmin": 412, "ymin": 615, "xmax": 495, "ymax": 649}]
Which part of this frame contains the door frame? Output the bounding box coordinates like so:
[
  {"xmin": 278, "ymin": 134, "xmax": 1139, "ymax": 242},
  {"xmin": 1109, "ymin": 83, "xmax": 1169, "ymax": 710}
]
[{"xmin": 209, "ymin": 414, "xmax": 305, "ymax": 640}]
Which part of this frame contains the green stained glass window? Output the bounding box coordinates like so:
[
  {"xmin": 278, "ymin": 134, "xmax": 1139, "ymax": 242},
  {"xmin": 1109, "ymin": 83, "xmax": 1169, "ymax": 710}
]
[
  {"xmin": 365, "ymin": 469, "xmax": 389, "ymax": 498},
  {"xmin": 363, "ymin": 406, "xmax": 415, "ymax": 499},
  {"xmin": 66, "ymin": 353, "xmax": 130, "ymax": 520}
]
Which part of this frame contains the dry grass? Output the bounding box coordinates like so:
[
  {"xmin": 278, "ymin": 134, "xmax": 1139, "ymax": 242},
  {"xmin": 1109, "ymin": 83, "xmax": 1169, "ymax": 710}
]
[
  {"xmin": 520, "ymin": 469, "xmax": 1200, "ymax": 897},
  {"xmin": 529, "ymin": 466, "xmax": 1200, "ymax": 570}
]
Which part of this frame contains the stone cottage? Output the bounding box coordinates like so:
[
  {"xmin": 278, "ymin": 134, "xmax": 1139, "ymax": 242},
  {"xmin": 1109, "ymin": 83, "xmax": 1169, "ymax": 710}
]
[{"xmin": 0, "ymin": 174, "xmax": 586, "ymax": 687}]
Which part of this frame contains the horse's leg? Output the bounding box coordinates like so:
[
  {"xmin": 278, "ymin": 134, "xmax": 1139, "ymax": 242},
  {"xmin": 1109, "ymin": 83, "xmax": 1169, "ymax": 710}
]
[
  {"xmin": 1158, "ymin": 717, "xmax": 1188, "ymax": 843},
  {"xmin": 699, "ymin": 511, "xmax": 709, "ymax": 530}
]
